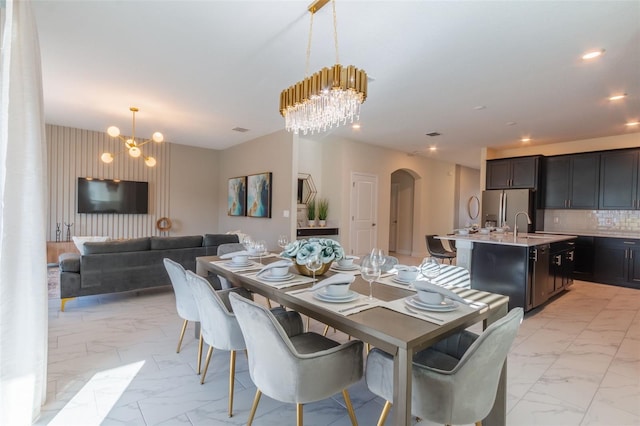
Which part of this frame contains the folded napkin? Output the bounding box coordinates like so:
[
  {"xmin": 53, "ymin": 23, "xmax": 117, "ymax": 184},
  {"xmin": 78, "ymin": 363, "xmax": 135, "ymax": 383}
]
[
  {"xmin": 412, "ymin": 280, "xmax": 468, "ymax": 304},
  {"xmin": 310, "ymin": 273, "xmax": 355, "ymax": 291},
  {"xmin": 256, "ymin": 260, "xmax": 293, "ymax": 276},
  {"xmin": 219, "ymin": 250, "xmax": 249, "ymax": 259}
]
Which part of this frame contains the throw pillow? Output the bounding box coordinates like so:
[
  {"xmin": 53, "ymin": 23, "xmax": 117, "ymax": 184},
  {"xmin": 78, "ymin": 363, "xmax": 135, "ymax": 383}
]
[{"xmin": 72, "ymin": 236, "xmax": 109, "ymax": 254}]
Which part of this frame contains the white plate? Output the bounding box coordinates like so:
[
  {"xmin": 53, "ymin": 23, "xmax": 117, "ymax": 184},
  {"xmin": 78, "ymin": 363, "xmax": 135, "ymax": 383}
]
[
  {"xmin": 405, "ymin": 296, "xmax": 458, "ymax": 312},
  {"xmin": 225, "ymin": 261, "xmax": 252, "ymax": 268},
  {"xmin": 391, "ymin": 277, "xmax": 413, "ymax": 285},
  {"xmin": 313, "ymin": 290, "xmax": 360, "ymax": 303},
  {"xmin": 258, "ymin": 272, "xmax": 294, "ymax": 282},
  {"xmin": 332, "ymin": 264, "xmax": 360, "ymax": 271}
]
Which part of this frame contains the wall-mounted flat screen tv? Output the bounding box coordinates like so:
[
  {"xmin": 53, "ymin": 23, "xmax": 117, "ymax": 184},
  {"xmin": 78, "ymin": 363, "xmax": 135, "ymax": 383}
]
[{"xmin": 77, "ymin": 177, "xmax": 148, "ymax": 214}]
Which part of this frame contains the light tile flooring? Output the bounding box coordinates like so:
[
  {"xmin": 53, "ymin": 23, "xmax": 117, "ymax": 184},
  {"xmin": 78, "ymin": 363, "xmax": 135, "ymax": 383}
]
[{"xmin": 37, "ymin": 269, "xmax": 639, "ymax": 425}]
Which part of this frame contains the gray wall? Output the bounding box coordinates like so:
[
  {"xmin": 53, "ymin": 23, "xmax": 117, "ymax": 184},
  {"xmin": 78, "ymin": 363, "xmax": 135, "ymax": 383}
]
[{"xmin": 46, "ymin": 124, "xmax": 219, "ymax": 240}]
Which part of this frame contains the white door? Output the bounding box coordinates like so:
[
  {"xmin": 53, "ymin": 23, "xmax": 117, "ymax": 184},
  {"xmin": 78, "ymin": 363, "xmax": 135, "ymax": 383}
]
[
  {"xmin": 350, "ymin": 172, "xmax": 378, "ymax": 256},
  {"xmin": 389, "ymin": 183, "xmax": 399, "ymax": 252}
]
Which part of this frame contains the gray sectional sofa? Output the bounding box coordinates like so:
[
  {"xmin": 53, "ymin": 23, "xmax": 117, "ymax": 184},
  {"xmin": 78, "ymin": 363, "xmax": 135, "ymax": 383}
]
[{"xmin": 58, "ymin": 233, "xmax": 239, "ymax": 310}]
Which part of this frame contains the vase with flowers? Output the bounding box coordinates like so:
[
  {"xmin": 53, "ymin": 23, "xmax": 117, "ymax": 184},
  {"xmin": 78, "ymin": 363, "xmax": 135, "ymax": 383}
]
[{"xmin": 280, "ymin": 238, "xmax": 344, "ymax": 277}]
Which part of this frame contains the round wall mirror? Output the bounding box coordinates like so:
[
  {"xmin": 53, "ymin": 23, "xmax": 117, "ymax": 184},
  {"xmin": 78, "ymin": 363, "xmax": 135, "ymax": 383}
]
[{"xmin": 467, "ymin": 195, "xmax": 480, "ymax": 220}]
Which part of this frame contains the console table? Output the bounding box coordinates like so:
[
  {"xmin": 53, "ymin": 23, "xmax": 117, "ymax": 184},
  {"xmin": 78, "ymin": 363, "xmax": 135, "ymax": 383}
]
[{"xmin": 46, "ymin": 241, "xmax": 78, "ymax": 264}]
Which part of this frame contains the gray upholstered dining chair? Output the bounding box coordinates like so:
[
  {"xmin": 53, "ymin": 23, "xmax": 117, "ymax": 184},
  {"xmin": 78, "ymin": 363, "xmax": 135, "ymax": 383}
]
[
  {"xmin": 229, "ymin": 292, "xmax": 364, "ymax": 426},
  {"xmin": 431, "ymin": 264, "xmax": 471, "ymax": 289},
  {"xmin": 163, "ymin": 258, "xmax": 204, "ymax": 374},
  {"xmin": 365, "ymin": 307, "xmax": 523, "ymax": 426},
  {"xmin": 216, "ymin": 243, "xmax": 247, "ymax": 289},
  {"xmin": 185, "ymin": 270, "xmax": 251, "ymax": 417}
]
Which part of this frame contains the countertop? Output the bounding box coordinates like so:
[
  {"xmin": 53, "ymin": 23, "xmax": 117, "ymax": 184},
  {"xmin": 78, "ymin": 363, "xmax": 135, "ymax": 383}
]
[
  {"xmin": 438, "ymin": 232, "xmax": 577, "ymax": 247},
  {"xmin": 536, "ymin": 230, "xmax": 640, "ymax": 240}
]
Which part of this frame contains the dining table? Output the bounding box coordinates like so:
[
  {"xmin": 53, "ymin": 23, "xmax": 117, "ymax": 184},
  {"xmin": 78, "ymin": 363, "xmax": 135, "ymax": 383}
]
[{"xmin": 196, "ymin": 254, "xmax": 510, "ymax": 426}]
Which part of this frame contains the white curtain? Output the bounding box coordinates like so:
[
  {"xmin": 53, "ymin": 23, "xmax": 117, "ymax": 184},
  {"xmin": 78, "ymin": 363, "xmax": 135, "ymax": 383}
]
[{"xmin": 0, "ymin": 0, "xmax": 48, "ymax": 424}]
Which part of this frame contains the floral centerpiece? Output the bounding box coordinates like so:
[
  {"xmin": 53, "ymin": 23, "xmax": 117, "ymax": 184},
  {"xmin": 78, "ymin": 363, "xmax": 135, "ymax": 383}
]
[{"xmin": 280, "ymin": 238, "xmax": 344, "ymax": 277}]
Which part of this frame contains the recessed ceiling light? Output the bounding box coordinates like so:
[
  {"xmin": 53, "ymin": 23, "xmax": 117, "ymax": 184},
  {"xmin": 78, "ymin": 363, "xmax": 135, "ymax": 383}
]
[
  {"xmin": 352, "ymin": 123, "xmax": 361, "ymax": 130},
  {"xmin": 473, "ymin": 105, "xmax": 486, "ymax": 110},
  {"xmin": 626, "ymin": 121, "xmax": 639, "ymax": 126},
  {"xmin": 582, "ymin": 49, "xmax": 605, "ymax": 60},
  {"xmin": 609, "ymin": 94, "xmax": 627, "ymax": 101},
  {"xmin": 506, "ymin": 121, "xmax": 517, "ymax": 126},
  {"xmin": 521, "ymin": 137, "xmax": 531, "ymax": 143},
  {"xmin": 429, "ymin": 146, "xmax": 437, "ymax": 152}
]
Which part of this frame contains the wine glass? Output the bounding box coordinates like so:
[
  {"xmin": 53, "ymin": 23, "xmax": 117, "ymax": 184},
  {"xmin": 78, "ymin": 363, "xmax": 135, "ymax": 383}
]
[
  {"xmin": 306, "ymin": 253, "xmax": 322, "ymax": 282},
  {"xmin": 277, "ymin": 235, "xmax": 289, "ymax": 250},
  {"xmin": 369, "ymin": 248, "xmax": 386, "ymax": 271},
  {"xmin": 242, "ymin": 236, "xmax": 254, "ymax": 252},
  {"xmin": 420, "ymin": 257, "xmax": 441, "ymax": 283},
  {"xmin": 254, "ymin": 240, "xmax": 267, "ymax": 264},
  {"xmin": 361, "ymin": 257, "xmax": 381, "ymax": 301}
]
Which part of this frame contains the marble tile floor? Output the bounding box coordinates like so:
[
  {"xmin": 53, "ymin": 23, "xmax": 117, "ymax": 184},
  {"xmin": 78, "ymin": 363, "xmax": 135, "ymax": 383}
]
[{"xmin": 37, "ymin": 278, "xmax": 639, "ymax": 426}]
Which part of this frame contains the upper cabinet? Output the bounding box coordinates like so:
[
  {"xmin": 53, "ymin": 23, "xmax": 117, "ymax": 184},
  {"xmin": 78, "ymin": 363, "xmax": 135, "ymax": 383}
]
[
  {"xmin": 486, "ymin": 156, "xmax": 540, "ymax": 189},
  {"xmin": 544, "ymin": 153, "xmax": 600, "ymax": 209},
  {"xmin": 599, "ymin": 149, "xmax": 640, "ymax": 210}
]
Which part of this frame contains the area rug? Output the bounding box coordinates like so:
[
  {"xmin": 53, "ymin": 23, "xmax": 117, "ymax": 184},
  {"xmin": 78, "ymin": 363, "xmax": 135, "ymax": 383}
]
[{"xmin": 48, "ymin": 266, "xmax": 60, "ymax": 299}]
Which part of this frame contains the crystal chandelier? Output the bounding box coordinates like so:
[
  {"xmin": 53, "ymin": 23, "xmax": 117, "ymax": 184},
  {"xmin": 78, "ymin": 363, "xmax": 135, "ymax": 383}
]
[
  {"xmin": 101, "ymin": 107, "xmax": 163, "ymax": 167},
  {"xmin": 279, "ymin": 0, "xmax": 367, "ymax": 135}
]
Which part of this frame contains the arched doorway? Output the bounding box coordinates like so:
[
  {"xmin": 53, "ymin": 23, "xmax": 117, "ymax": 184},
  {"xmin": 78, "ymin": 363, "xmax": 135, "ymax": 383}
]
[{"xmin": 389, "ymin": 169, "xmax": 416, "ymax": 256}]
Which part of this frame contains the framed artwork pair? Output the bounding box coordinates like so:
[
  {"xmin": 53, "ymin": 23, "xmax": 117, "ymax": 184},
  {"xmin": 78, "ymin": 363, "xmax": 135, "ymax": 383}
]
[{"xmin": 227, "ymin": 172, "xmax": 272, "ymax": 218}]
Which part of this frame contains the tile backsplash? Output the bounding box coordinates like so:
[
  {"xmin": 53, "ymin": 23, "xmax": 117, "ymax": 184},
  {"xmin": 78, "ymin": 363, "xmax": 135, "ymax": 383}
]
[{"xmin": 544, "ymin": 209, "xmax": 640, "ymax": 234}]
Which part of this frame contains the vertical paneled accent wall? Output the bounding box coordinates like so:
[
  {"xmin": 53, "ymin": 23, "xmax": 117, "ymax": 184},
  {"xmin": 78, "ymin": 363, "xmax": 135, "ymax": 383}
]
[{"xmin": 46, "ymin": 124, "xmax": 170, "ymax": 240}]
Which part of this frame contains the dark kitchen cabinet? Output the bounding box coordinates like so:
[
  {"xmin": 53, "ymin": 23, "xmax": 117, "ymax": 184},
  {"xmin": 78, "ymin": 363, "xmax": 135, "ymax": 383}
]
[
  {"xmin": 572, "ymin": 236, "xmax": 594, "ymax": 281},
  {"xmin": 486, "ymin": 156, "xmax": 540, "ymax": 190},
  {"xmin": 599, "ymin": 149, "xmax": 640, "ymax": 210},
  {"xmin": 550, "ymin": 242, "xmax": 575, "ymax": 294},
  {"xmin": 593, "ymin": 238, "xmax": 640, "ymax": 288},
  {"xmin": 544, "ymin": 153, "xmax": 599, "ymax": 209}
]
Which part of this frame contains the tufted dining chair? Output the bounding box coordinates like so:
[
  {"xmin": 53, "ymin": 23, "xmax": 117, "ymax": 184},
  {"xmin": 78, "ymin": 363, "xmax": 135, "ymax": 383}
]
[
  {"xmin": 216, "ymin": 243, "xmax": 247, "ymax": 289},
  {"xmin": 163, "ymin": 258, "xmax": 204, "ymax": 374},
  {"xmin": 431, "ymin": 264, "xmax": 471, "ymax": 289},
  {"xmin": 229, "ymin": 292, "xmax": 364, "ymax": 426},
  {"xmin": 184, "ymin": 270, "xmax": 253, "ymax": 417},
  {"xmin": 365, "ymin": 307, "xmax": 523, "ymax": 426}
]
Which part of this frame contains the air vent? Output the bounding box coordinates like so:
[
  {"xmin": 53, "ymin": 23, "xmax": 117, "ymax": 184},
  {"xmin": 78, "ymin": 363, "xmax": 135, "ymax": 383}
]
[
  {"xmin": 232, "ymin": 127, "xmax": 250, "ymax": 133},
  {"xmin": 426, "ymin": 132, "xmax": 441, "ymax": 137}
]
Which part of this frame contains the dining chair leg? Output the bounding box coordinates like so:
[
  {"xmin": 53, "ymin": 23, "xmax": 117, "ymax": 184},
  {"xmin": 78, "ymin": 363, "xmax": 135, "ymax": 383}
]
[
  {"xmin": 475, "ymin": 422, "xmax": 482, "ymax": 426},
  {"xmin": 342, "ymin": 389, "xmax": 358, "ymax": 425},
  {"xmin": 197, "ymin": 332, "xmax": 204, "ymax": 375},
  {"xmin": 228, "ymin": 350, "xmax": 236, "ymax": 417},
  {"xmin": 176, "ymin": 319, "xmax": 188, "ymax": 353},
  {"xmin": 266, "ymin": 299, "xmax": 272, "ymax": 309},
  {"xmin": 366, "ymin": 343, "xmax": 371, "ymax": 354},
  {"xmin": 377, "ymin": 401, "xmax": 392, "ymax": 426},
  {"xmin": 322, "ymin": 324, "xmax": 330, "ymax": 336},
  {"xmin": 247, "ymin": 389, "xmax": 262, "ymax": 426},
  {"xmin": 296, "ymin": 403, "xmax": 303, "ymax": 426},
  {"xmin": 306, "ymin": 316, "xmax": 310, "ymax": 332},
  {"xmin": 200, "ymin": 346, "xmax": 213, "ymax": 384}
]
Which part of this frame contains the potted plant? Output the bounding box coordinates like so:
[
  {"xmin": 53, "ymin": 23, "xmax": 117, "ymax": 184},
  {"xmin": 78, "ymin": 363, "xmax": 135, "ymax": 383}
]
[
  {"xmin": 317, "ymin": 198, "xmax": 329, "ymax": 227},
  {"xmin": 306, "ymin": 199, "xmax": 316, "ymax": 227}
]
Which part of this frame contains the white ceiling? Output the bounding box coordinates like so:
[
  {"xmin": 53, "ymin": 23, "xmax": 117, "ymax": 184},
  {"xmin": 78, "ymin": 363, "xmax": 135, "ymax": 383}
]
[{"xmin": 31, "ymin": 0, "xmax": 640, "ymax": 168}]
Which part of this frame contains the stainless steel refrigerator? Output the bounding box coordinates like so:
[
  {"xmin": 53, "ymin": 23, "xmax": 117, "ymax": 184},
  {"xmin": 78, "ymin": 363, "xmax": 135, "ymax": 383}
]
[{"xmin": 481, "ymin": 189, "xmax": 540, "ymax": 232}]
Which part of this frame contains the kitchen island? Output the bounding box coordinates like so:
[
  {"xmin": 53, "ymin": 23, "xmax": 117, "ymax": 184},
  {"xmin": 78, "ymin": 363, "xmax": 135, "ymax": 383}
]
[{"xmin": 439, "ymin": 233, "xmax": 577, "ymax": 311}]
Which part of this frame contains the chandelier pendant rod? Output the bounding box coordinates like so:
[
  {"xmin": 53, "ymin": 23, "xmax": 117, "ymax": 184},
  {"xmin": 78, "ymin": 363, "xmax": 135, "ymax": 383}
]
[{"xmin": 332, "ymin": 0, "xmax": 339, "ymax": 65}]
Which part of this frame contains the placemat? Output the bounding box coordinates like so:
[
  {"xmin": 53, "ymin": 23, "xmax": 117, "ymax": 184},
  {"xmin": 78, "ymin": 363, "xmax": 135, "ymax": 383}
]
[
  {"xmin": 210, "ymin": 260, "xmax": 262, "ymax": 273},
  {"xmin": 241, "ymin": 271, "xmax": 314, "ymax": 289},
  {"xmin": 381, "ymin": 297, "xmax": 488, "ymax": 325},
  {"xmin": 288, "ymin": 289, "xmax": 382, "ymax": 316}
]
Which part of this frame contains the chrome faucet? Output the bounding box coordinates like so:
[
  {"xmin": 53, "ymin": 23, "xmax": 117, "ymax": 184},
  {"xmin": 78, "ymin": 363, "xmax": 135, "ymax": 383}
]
[{"xmin": 514, "ymin": 211, "xmax": 532, "ymax": 239}]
